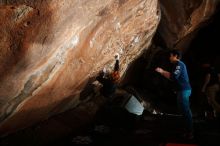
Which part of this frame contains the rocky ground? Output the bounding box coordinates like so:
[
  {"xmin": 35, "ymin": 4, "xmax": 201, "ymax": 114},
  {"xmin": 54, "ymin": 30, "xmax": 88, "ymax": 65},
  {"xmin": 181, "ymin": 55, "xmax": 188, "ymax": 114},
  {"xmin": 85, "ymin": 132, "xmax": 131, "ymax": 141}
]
[
  {"xmin": 56, "ymin": 102, "xmax": 220, "ymax": 146},
  {"xmin": 1, "ymin": 89, "xmax": 220, "ymax": 146}
]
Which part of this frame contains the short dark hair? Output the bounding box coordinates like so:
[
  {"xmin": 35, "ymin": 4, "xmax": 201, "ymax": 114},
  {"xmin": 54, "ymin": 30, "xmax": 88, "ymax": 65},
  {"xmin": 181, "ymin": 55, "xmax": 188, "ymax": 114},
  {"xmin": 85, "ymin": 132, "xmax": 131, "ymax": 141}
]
[{"xmin": 170, "ymin": 50, "xmax": 182, "ymax": 59}]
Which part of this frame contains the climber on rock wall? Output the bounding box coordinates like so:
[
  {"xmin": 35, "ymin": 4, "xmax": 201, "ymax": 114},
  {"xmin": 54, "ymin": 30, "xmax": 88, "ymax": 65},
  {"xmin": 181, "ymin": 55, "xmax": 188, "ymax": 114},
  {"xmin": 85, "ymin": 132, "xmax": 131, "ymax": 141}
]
[{"xmin": 96, "ymin": 53, "xmax": 120, "ymax": 98}]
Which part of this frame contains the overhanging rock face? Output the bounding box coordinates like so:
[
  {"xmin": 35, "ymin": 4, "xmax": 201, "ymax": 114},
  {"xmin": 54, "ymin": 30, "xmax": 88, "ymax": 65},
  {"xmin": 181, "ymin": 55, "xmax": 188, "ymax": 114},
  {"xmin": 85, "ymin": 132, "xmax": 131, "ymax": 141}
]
[
  {"xmin": 0, "ymin": 0, "xmax": 159, "ymax": 135},
  {"xmin": 158, "ymin": 0, "xmax": 219, "ymax": 49}
]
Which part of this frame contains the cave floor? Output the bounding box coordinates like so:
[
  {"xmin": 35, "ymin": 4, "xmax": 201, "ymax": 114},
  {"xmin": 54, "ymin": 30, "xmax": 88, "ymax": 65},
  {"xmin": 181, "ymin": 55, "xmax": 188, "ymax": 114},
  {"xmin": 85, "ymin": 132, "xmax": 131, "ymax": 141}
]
[
  {"xmin": 54, "ymin": 101, "xmax": 220, "ymax": 146},
  {"xmin": 1, "ymin": 98, "xmax": 220, "ymax": 146}
]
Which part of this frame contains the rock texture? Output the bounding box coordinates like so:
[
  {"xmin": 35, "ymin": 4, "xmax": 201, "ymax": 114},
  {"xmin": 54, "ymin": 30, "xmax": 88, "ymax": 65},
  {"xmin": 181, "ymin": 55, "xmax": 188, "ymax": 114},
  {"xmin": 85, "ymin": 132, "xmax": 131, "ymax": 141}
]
[
  {"xmin": 158, "ymin": 0, "xmax": 219, "ymax": 49},
  {"xmin": 0, "ymin": 0, "xmax": 159, "ymax": 135}
]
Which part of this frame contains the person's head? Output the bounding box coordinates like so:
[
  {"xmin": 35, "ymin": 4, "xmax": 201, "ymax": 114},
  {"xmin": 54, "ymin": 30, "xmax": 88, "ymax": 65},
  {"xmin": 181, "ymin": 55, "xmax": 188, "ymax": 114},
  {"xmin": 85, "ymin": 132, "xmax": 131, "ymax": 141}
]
[{"xmin": 169, "ymin": 50, "xmax": 181, "ymax": 63}]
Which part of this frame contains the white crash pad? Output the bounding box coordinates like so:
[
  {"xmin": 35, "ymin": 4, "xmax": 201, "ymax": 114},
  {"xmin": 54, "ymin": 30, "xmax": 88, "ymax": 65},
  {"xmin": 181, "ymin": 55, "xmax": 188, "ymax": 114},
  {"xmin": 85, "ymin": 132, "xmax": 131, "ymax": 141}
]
[{"xmin": 125, "ymin": 95, "xmax": 144, "ymax": 116}]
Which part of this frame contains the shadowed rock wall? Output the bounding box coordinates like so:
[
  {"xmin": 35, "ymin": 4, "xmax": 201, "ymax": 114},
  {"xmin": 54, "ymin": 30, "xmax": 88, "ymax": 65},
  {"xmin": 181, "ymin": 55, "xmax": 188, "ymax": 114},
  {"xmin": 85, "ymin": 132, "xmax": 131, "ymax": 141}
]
[{"xmin": 158, "ymin": 0, "xmax": 219, "ymax": 50}]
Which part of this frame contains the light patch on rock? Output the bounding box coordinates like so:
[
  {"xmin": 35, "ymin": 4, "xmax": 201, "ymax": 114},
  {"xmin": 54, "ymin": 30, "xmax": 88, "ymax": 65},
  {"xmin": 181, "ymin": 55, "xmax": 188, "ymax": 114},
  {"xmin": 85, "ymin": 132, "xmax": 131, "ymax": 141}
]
[
  {"xmin": 90, "ymin": 40, "xmax": 93, "ymax": 48},
  {"xmin": 115, "ymin": 22, "xmax": 121, "ymax": 31},
  {"xmin": 134, "ymin": 36, "xmax": 139, "ymax": 43},
  {"xmin": 13, "ymin": 5, "xmax": 34, "ymax": 23},
  {"xmin": 119, "ymin": 48, "xmax": 123, "ymax": 54},
  {"xmin": 56, "ymin": 49, "xmax": 65, "ymax": 65},
  {"xmin": 68, "ymin": 35, "xmax": 79, "ymax": 49},
  {"xmin": 30, "ymin": 34, "xmax": 80, "ymax": 94},
  {"xmin": 54, "ymin": 35, "xmax": 79, "ymax": 65}
]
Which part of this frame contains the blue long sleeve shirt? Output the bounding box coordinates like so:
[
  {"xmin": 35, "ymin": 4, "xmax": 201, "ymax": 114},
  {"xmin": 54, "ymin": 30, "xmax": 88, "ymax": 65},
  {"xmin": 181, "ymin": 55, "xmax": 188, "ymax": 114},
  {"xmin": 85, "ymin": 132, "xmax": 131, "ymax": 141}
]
[{"xmin": 171, "ymin": 60, "xmax": 191, "ymax": 91}]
